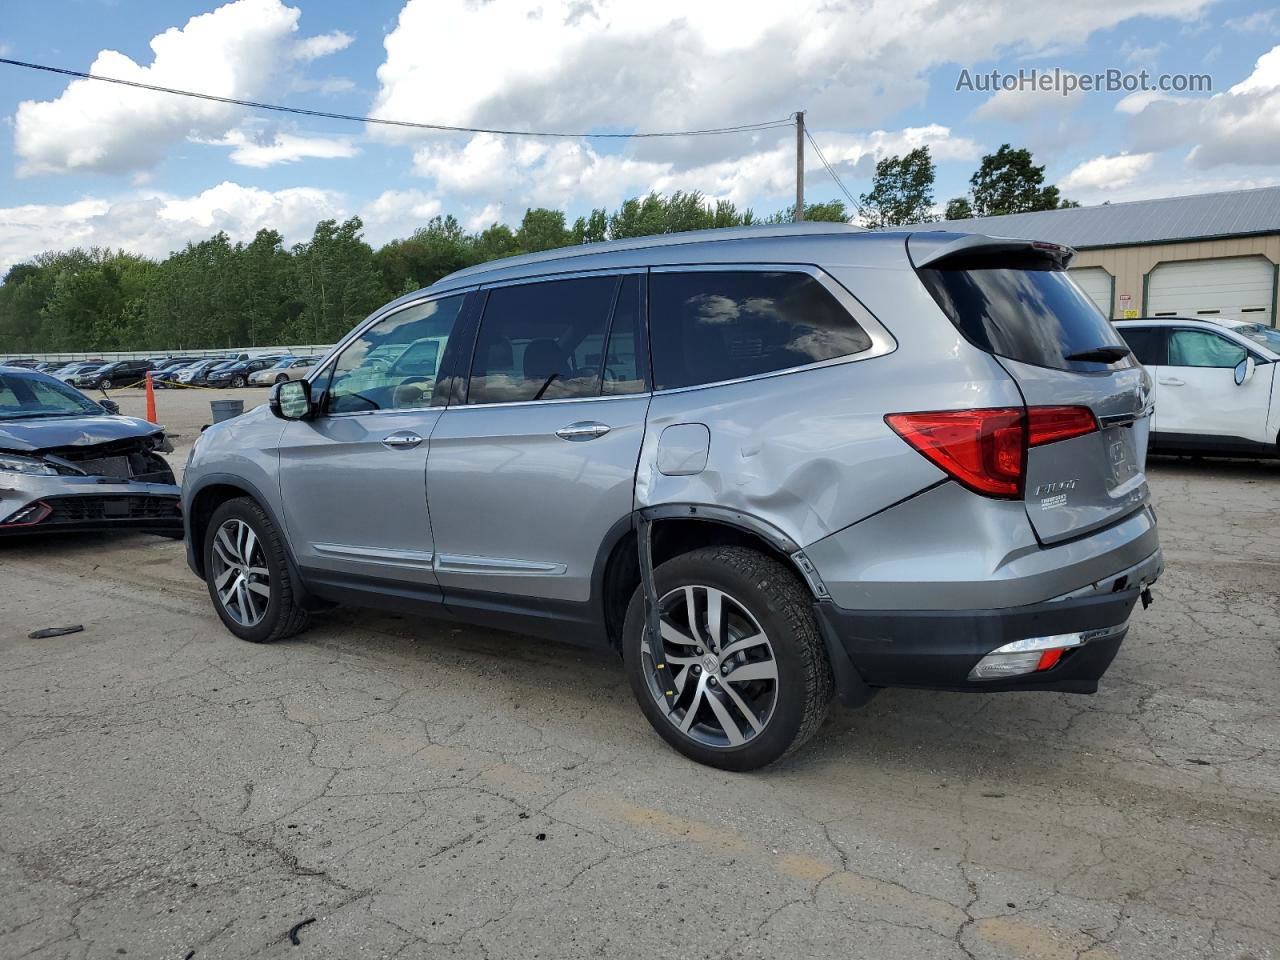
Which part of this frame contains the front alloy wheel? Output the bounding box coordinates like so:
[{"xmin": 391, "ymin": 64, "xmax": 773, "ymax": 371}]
[
  {"xmin": 232, "ymin": 376, "xmax": 246, "ymax": 388},
  {"xmin": 203, "ymin": 497, "xmax": 310, "ymax": 643},
  {"xmin": 210, "ymin": 518, "xmax": 270, "ymax": 627}
]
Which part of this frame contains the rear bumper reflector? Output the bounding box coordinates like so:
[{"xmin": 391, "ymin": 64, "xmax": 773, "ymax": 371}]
[{"xmin": 967, "ymin": 622, "xmax": 1128, "ymax": 681}]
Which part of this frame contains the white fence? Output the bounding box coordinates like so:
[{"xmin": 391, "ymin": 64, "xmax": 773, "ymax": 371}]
[{"xmin": 6, "ymin": 345, "xmax": 335, "ymax": 364}]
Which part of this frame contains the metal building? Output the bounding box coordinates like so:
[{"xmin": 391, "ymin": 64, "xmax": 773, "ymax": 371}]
[{"xmin": 919, "ymin": 185, "xmax": 1280, "ymax": 324}]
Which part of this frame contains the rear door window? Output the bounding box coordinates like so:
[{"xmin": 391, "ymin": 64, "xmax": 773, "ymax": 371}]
[
  {"xmin": 648, "ymin": 270, "xmax": 871, "ymax": 390},
  {"xmin": 916, "ymin": 263, "xmax": 1131, "ymax": 372},
  {"xmin": 1117, "ymin": 327, "xmax": 1167, "ymax": 365},
  {"xmin": 468, "ymin": 274, "xmax": 619, "ymax": 404}
]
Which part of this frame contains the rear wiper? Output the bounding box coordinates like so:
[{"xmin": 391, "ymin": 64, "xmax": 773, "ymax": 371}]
[{"xmin": 1065, "ymin": 345, "xmax": 1131, "ymax": 364}]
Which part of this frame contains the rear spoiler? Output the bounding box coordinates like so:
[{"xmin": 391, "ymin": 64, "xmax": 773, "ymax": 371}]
[{"xmin": 909, "ymin": 233, "xmax": 1076, "ymax": 271}]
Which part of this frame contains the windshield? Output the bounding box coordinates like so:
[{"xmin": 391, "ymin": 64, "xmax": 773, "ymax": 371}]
[
  {"xmin": 0, "ymin": 371, "xmax": 102, "ymax": 420},
  {"xmin": 1232, "ymin": 323, "xmax": 1280, "ymax": 353},
  {"xmin": 272, "ymin": 358, "xmax": 295, "ymax": 368}
]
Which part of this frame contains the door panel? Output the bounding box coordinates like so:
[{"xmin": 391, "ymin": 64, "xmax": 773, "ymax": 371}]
[
  {"xmin": 1157, "ymin": 329, "xmax": 1270, "ymax": 442},
  {"xmin": 427, "ymin": 396, "xmax": 648, "ymax": 602},
  {"xmin": 278, "ymin": 410, "xmax": 442, "ymax": 587}
]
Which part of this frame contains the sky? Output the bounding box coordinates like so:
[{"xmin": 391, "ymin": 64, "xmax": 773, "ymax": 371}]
[{"xmin": 1, "ymin": 0, "xmax": 1279, "ymax": 273}]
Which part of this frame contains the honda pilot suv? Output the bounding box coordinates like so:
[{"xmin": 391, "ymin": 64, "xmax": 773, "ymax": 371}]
[{"xmin": 184, "ymin": 225, "xmax": 1162, "ymax": 770}]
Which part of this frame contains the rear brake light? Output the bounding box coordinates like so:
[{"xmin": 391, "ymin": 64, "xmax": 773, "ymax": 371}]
[
  {"xmin": 884, "ymin": 408, "xmax": 1025, "ymax": 498},
  {"xmin": 886, "ymin": 405, "xmax": 1102, "ymax": 499},
  {"xmin": 1027, "ymin": 406, "xmax": 1098, "ymax": 447}
]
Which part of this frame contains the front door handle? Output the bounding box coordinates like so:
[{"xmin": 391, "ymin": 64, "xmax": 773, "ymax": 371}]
[
  {"xmin": 382, "ymin": 431, "xmax": 424, "ymax": 450},
  {"xmin": 556, "ymin": 421, "xmax": 611, "ymax": 441},
  {"xmin": 1157, "ymin": 377, "xmax": 1186, "ymax": 387}
]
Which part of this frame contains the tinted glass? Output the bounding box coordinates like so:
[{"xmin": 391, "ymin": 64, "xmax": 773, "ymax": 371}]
[
  {"xmin": 1168, "ymin": 330, "xmax": 1247, "ymax": 368},
  {"xmin": 0, "ymin": 372, "xmax": 101, "ymax": 420},
  {"xmin": 326, "ymin": 294, "xmax": 466, "ymax": 414},
  {"xmin": 917, "ymin": 265, "xmax": 1131, "ymax": 372},
  {"xmin": 1117, "ymin": 327, "xmax": 1166, "ymax": 366},
  {"xmin": 649, "ymin": 271, "xmax": 871, "ymax": 390},
  {"xmin": 468, "ymin": 275, "xmax": 619, "ymax": 404},
  {"xmin": 602, "ymin": 275, "xmax": 645, "ymax": 395}
]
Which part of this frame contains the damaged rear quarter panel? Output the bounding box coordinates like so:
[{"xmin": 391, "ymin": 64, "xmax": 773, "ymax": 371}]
[{"xmin": 634, "ymin": 265, "xmax": 1025, "ymax": 548}]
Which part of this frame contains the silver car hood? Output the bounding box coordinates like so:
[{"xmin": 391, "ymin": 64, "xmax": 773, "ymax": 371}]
[{"xmin": 0, "ymin": 414, "xmax": 163, "ymax": 452}]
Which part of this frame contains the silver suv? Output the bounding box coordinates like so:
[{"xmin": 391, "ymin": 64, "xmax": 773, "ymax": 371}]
[{"xmin": 183, "ymin": 224, "xmax": 1163, "ymax": 770}]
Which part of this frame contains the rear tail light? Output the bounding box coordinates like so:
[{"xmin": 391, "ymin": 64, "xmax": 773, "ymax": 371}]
[{"xmin": 885, "ymin": 405, "xmax": 1099, "ymax": 499}]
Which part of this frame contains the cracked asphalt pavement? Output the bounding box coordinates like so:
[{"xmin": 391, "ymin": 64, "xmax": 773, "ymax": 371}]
[{"xmin": 1, "ymin": 389, "xmax": 1278, "ymax": 959}]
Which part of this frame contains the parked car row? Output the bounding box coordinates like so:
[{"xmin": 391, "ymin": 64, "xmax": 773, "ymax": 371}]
[{"xmin": 0, "ymin": 354, "xmax": 323, "ymax": 391}]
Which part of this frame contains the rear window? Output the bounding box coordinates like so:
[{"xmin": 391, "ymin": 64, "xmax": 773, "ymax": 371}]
[
  {"xmin": 649, "ymin": 270, "xmax": 871, "ymax": 390},
  {"xmin": 1117, "ymin": 327, "xmax": 1166, "ymax": 366},
  {"xmin": 917, "ymin": 264, "xmax": 1131, "ymax": 372}
]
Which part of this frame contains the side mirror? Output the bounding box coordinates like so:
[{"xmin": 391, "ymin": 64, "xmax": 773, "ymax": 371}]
[
  {"xmin": 99, "ymin": 398, "xmax": 120, "ymax": 415},
  {"xmin": 1234, "ymin": 355, "xmax": 1256, "ymax": 386},
  {"xmin": 269, "ymin": 379, "xmax": 313, "ymax": 420}
]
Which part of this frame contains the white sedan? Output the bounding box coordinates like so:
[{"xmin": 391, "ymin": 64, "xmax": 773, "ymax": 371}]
[
  {"xmin": 1115, "ymin": 317, "xmax": 1280, "ymax": 459},
  {"xmin": 249, "ymin": 356, "xmax": 320, "ymax": 386}
]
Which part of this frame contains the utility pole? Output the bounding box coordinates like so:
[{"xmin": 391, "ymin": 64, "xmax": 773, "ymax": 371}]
[{"xmin": 794, "ymin": 110, "xmax": 806, "ymax": 222}]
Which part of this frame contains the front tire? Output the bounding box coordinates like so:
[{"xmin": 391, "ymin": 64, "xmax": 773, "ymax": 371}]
[
  {"xmin": 203, "ymin": 497, "xmax": 309, "ymax": 643},
  {"xmin": 622, "ymin": 546, "xmax": 833, "ymax": 771},
  {"xmin": 276, "ymin": 374, "xmax": 289, "ymax": 385},
  {"xmin": 232, "ymin": 376, "xmax": 246, "ymax": 388},
  {"xmin": 100, "ymin": 379, "xmax": 112, "ymax": 390}
]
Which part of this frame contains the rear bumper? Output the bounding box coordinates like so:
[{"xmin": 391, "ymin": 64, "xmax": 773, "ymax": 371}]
[{"xmin": 816, "ymin": 548, "xmax": 1162, "ymax": 696}]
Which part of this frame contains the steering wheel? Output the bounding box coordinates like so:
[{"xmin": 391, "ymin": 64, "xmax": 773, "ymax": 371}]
[{"xmin": 391, "ymin": 377, "xmax": 433, "ymax": 408}]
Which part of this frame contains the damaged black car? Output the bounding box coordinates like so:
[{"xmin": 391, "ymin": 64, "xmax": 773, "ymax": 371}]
[{"xmin": 0, "ymin": 365, "xmax": 182, "ymax": 536}]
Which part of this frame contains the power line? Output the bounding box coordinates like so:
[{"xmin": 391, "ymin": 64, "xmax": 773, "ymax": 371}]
[
  {"xmin": 0, "ymin": 56, "xmax": 795, "ymax": 140},
  {"xmin": 804, "ymin": 128, "xmax": 860, "ymax": 211}
]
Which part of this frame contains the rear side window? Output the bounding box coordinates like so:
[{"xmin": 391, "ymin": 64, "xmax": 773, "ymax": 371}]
[
  {"xmin": 917, "ymin": 264, "xmax": 1131, "ymax": 372},
  {"xmin": 649, "ymin": 270, "xmax": 871, "ymax": 390},
  {"xmin": 1117, "ymin": 327, "xmax": 1166, "ymax": 366},
  {"xmin": 468, "ymin": 275, "xmax": 619, "ymax": 404}
]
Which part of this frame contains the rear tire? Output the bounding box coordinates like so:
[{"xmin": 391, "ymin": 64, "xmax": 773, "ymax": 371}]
[
  {"xmin": 203, "ymin": 497, "xmax": 309, "ymax": 643},
  {"xmin": 622, "ymin": 546, "xmax": 833, "ymax": 771}
]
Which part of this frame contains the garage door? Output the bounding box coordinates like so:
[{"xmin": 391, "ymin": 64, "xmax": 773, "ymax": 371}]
[
  {"xmin": 1069, "ymin": 267, "xmax": 1113, "ymax": 317},
  {"xmin": 1147, "ymin": 255, "xmax": 1275, "ymax": 325}
]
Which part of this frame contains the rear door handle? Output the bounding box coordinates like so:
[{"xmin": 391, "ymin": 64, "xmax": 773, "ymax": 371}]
[
  {"xmin": 1157, "ymin": 377, "xmax": 1185, "ymax": 386},
  {"xmin": 556, "ymin": 421, "xmax": 611, "ymax": 441},
  {"xmin": 382, "ymin": 431, "xmax": 424, "ymax": 450}
]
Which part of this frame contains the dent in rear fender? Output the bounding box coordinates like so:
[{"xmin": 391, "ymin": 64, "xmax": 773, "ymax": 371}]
[
  {"xmin": 634, "ymin": 343, "xmax": 1023, "ymax": 548},
  {"xmin": 804, "ymin": 482, "xmax": 1160, "ymax": 610}
]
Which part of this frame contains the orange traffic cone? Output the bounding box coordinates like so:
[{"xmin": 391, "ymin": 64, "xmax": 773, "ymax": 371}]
[{"xmin": 145, "ymin": 371, "xmax": 158, "ymax": 423}]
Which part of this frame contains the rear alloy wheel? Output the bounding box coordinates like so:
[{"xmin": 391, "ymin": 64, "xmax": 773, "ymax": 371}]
[
  {"xmin": 204, "ymin": 497, "xmax": 309, "ymax": 643},
  {"xmin": 623, "ymin": 546, "xmax": 833, "ymax": 771}
]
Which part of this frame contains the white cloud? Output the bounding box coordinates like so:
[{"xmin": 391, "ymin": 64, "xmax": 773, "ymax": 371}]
[
  {"xmin": 1060, "ymin": 152, "xmax": 1156, "ymax": 190},
  {"xmin": 0, "ymin": 182, "xmax": 346, "ymax": 275},
  {"xmin": 206, "ymin": 128, "xmax": 359, "ymax": 167},
  {"xmin": 359, "ymin": 189, "xmax": 444, "ymax": 244},
  {"xmin": 973, "ymin": 77, "xmax": 1085, "ymax": 122},
  {"xmin": 1225, "ymin": 10, "xmax": 1279, "ymax": 33},
  {"xmin": 292, "ymin": 30, "xmax": 354, "ymax": 61},
  {"xmin": 408, "ymin": 124, "xmax": 978, "ymax": 215},
  {"xmin": 1120, "ymin": 44, "xmax": 1280, "ymax": 169},
  {"xmin": 13, "ymin": 0, "xmax": 301, "ymax": 176}
]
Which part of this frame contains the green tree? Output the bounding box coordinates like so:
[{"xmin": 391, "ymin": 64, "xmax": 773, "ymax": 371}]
[
  {"xmin": 290, "ymin": 217, "xmax": 388, "ymax": 344},
  {"xmin": 764, "ymin": 199, "xmax": 850, "ymax": 224},
  {"xmin": 515, "ymin": 208, "xmax": 572, "ymax": 253},
  {"xmin": 944, "ymin": 196, "xmax": 974, "ymax": 220},
  {"xmin": 966, "ymin": 145, "xmax": 1068, "ymax": 217},
  {"xmin": 857, "ymin": 147, "xmax": 937, "ymax": 227}
]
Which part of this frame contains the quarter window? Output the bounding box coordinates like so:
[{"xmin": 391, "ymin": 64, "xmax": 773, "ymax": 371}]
[
  {"xmin": 1167, "ymin": 330, "xmax": 1247, "ymax": 368},
  {"xmin": 648, "ymin": 270, "xmax": 872, "ymax": 390},
  {"xmin": 1117, "ymin": 327, "xmax": 1166, "ymax": 366},
  {"xmin": 468, "ymin": 275, "xmax": 620, "ymax": 404},
  {"xmin": 602, "ymin": 275, "xmax": 646, "ymax": 395},
  {"xmin": 325, "ymin": 294, "xmax": 467, "ymax": 414}
]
